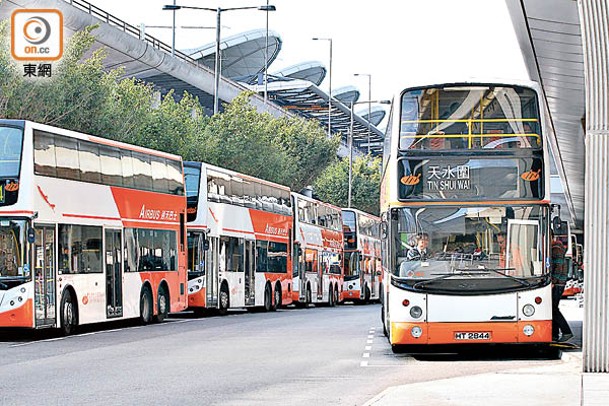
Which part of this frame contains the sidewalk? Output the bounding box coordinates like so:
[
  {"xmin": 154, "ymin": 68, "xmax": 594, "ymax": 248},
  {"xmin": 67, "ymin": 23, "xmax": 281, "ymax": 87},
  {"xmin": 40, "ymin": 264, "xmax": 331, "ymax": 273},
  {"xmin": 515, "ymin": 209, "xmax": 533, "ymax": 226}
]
[{"xmin": 366, "ymin": 297, "xmax": 609, "ymax": 406}]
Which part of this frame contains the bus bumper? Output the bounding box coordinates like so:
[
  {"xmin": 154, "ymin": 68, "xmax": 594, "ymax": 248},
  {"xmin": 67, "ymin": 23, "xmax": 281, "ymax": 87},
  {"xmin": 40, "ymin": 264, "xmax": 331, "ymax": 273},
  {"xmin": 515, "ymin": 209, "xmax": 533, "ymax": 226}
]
[{"xmin": 391, "ymin": 320, "xmax": 552, "ymax": 345}]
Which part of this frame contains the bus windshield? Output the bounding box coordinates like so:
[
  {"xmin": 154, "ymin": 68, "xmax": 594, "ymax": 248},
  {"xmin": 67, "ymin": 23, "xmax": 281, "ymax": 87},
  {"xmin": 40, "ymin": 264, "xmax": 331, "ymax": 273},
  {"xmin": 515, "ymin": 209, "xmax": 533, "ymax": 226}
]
[
  {"xmin": 391, "ymin": 205, "xmax": 550, "ymax": 285},
  {"xmin": 0, "ymin": 219, "xmax": 27, "ymax": 284},
  {"xmin": 0, "ymin": 125, "xmax": 23, "ymax": 178},
  {"xmin": 399, "ymin": 85, "xmax": 541, "ymax": 151}
]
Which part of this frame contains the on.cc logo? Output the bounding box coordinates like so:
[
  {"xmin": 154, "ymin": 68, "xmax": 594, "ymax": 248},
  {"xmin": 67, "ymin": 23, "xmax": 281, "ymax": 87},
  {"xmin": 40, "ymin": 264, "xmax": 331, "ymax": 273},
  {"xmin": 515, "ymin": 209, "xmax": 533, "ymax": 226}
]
[{"xmin": 11, "ymin": 9, "xmax": 63, "ymax": 61}]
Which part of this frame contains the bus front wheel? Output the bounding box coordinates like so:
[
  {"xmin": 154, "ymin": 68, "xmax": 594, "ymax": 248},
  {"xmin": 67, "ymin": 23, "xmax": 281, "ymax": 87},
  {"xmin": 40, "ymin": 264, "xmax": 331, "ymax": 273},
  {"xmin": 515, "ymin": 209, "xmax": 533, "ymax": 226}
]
[
  {"xmin": 219, "ymin": 284, "xmax": 229, "ymax": 315},
  {"xmin": 60, "ymin": 290, "xmax": 77, "ymax": 336}
]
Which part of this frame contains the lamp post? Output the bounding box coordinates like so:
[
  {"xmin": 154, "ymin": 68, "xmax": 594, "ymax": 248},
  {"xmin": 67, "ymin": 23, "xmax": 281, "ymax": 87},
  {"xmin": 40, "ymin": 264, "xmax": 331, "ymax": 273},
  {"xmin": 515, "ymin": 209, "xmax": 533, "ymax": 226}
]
[
  {"xmin": 312, "ymin": 37, "xmax": 332, "ymax": 137},
  {"xmin": 163, "ymin": 3, "xmax": 276, "ymax": 115},
  {"xmin": 354, "ymin": 73, "xmax": 372, "ymax": 154},
  {"xmin": 348, "ymin": 99, "xmax": 391, "ymax": 208},
  {"xmin": 264, "ymin": 0, "xmax": 270, "ymax": 104}
]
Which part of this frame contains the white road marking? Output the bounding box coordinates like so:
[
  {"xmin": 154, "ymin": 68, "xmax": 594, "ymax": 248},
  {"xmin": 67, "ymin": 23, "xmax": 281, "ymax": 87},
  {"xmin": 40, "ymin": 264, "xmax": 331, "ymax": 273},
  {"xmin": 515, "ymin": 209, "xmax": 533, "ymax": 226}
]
[
  {"xmin": 360, "ymin": 361, "xmax": 369, "ymax": 367},
  {"xmin": 365, "ymin": 345, "xmax": 372, "ymax": 350},
  {"xmin": 363, "ymin": 353, "xmax": 370, "ymax": 358}
]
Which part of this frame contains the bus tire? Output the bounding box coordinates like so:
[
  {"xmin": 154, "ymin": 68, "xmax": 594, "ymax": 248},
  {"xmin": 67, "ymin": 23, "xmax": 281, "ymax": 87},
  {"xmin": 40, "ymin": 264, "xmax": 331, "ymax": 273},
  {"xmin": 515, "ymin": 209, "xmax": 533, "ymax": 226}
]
[
  {"xmin": 219, "ymin": 284, "xmax": 229, "ymax": 315},
  {"xmin": 140, "ymin": 286, "xmax": 153, "ymax": 325},
  {"xmin": 60, "ymin": 290, "xmax": 77, "ymax": 336},
  {"xmin": 335, "ymin": 286, "xmax": 340, "ymax": 305},
  {"xmin": 264, "ymin": 284, "xmax": 273, "ymax": 312},
  {"xmin": 328, "ymin": 284, "xmax": 334, "ymax": 307},
  {"xmin": 154, "ymin": 284, "xmax": 169, "ymax": 323},
  {"xmin": 306, "ymin": 285, "xmax": 312, "ymax": 306},
  {"xmin": 273, "ymin": 283, "xmax": 282, "ymax": 311},
  {"xmin": 364, "ymin": 285, "xmax": 371, "ymax": 304}
]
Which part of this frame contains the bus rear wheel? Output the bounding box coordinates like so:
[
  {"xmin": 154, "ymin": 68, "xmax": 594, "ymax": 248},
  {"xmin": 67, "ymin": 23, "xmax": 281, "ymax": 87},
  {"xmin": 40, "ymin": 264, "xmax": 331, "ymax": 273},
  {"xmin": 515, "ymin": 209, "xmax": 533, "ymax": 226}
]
[
  {"xmin": 273, "ymin": 284, "xmax": 281, "ymax": 311},
  {"xmin": 154, "ymin": 285, "xmax": 169, "ymax": 323},
  {"xmin": 60, "ymin": 290, "xmax": 77, "ymax": 336},
  {"xmin": 328, "ymin": 284, "xmax": 335, "ymax": 307},
  {"xmin": 140, "ymin": 287, "xmax": 153, "ymax": 324},
  {"xmin": 264, "ymin": 284, "xmax": 273, "ymax": 312}
]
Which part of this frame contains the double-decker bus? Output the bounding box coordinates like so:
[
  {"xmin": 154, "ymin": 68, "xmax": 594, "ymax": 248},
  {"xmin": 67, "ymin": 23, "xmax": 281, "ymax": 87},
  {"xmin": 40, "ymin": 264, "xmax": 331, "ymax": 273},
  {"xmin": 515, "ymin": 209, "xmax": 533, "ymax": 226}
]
[
  {"xmin": 184, "ymin": 162, "xmax": 292, "ymax": 314},
  {"xmin": 292, "ymin": 193, "xmax": 343, "ymax": 307},
  {"xmin": 341, "ymin": 208, "xmax": 382, "ymax": 303},
  {"xmin": 0, "ymin": 120, "xmax": 187, "ymax": 334},
  {"xmin": 380, "ymin": 80, "xmax": 554, "ymax": 351}
]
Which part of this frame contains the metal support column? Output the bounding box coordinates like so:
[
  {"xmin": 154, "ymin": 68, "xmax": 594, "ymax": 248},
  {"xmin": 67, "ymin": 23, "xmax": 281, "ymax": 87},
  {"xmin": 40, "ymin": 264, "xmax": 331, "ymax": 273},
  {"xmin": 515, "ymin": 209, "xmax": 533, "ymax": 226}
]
[{"xmin": 579, "ymin": 0, "xmax": 609, "ymax": 373}]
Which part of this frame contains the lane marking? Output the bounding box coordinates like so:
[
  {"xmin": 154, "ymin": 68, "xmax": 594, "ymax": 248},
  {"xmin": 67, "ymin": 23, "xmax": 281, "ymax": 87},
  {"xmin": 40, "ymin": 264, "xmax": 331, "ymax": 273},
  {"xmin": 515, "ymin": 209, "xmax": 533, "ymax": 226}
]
[
  {"xmin": 360, "ymin": 361, "xmax": 369, "ymax": 367},
  {"xmin": 365, "ymin": 345, "xmax": 372, "ymax": 350},
  {"xmin": 363, "ymin": 353, "xmax": 370, "ymax": 358}
]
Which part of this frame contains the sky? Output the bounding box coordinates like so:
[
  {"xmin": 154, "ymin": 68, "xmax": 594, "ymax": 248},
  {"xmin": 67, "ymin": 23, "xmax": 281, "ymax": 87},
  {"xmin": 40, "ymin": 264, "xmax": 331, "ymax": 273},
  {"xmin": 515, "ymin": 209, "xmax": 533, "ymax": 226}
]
[{"xmin": 93, "ymin": 0, "xmax": 529, "ymax": 106}]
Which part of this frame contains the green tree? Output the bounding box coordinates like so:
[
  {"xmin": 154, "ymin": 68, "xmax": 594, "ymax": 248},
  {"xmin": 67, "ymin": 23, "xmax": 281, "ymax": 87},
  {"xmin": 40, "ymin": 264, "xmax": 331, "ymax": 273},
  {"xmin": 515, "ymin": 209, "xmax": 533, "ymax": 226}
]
[
  {"xmin": 0, "ymin": 22, "xmax": 341, "ymax": 191},
  {"xmin": 314, "ymin": 154, "xmax": 381, "ymax": 215}
]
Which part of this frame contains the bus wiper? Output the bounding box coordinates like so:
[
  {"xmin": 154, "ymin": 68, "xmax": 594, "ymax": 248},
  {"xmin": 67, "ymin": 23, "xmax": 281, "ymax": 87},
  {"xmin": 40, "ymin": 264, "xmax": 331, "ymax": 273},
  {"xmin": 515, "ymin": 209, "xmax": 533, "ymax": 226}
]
[
  {"xmin": 455, "ymin": 267, "xmax": 532, "ymax": 287},
  {"xmin": 413, "ymin": 271, "xmax": 483, "ymax": 289}
]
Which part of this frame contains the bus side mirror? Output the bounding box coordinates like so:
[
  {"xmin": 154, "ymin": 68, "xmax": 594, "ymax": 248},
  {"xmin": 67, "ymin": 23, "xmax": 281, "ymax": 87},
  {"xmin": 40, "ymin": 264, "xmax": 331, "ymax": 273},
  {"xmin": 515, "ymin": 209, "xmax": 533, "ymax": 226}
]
[
  {"xmin": 27, "ymin": 228, "xmax": 35, "ymax": 244},
  {"xmin": 203, "ymin": 239, "xmax": 210, "ymax": 251},
  {"xmin": 381, "ymin": 222, "xmax": 388, "ymax": 239}
]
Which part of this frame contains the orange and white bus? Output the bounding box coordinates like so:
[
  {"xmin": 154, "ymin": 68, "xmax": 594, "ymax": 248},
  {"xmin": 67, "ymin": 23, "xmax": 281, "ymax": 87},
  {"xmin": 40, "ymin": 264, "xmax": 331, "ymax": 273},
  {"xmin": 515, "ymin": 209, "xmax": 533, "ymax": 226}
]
[
  {"xmin": 291, "ymin": 192, "xmax": 343, "ymax": 306},
  {"xmin": 380, "ymin": 80, "xmax": 555, "ymax": 351},
  {"xmin": 184, "ymin": 162, "xmax": 293, "ymax": 314},
  {"xmin": 0, "ymin": 120, "xmax": 187, "ymax": 335},
  {"xmin": 341, "ymin": 208, "xmax": 382, "ymax": 303}
]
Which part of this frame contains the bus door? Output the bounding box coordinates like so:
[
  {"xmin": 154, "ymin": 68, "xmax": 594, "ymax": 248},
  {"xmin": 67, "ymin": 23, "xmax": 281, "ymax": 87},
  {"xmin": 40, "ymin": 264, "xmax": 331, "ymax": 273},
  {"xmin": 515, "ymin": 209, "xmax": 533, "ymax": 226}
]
[
  {"xmin": 205, "ymin": 236, "xmax": 218, "ymax": 308},
  {"xmin": 291, "ymin": 242, "xmax": 300, "ymax": 296},
  {"xmin": 244, "ymin": 240, "xmax": 255, "ymax": 306},
  {"xmin": 105, "ymin": 229, "xmax": 123, "ymax": 318},
  {"xmin": 34, "ymin": 225, "xmax": 55, "ymax": 327},
  {"xmin": 317, "ymin": 251, "xmax": 324, "ymax": 300},
  {"xmin": 369, "ymin": 258, "xmax": 377, "ymax": 298}
]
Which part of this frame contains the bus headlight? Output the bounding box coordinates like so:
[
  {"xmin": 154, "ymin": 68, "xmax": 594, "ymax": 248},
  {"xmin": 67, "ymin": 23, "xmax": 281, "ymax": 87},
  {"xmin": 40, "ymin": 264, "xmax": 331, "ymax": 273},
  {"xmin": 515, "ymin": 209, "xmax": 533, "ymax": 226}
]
[
  {"xmin": 523, "ymin": 324, "xmax": 535, "ymax": 336},
  {"xmin": 410, "ymin": 306, "xmax": 423, "ymax": 319},
  {"xmin": 522, "ymin": 304, "xmax": 535, "ymax": 317},
  {"xmin": 411, "ymin": 326, "xmax": 423, "ymax": 338}
]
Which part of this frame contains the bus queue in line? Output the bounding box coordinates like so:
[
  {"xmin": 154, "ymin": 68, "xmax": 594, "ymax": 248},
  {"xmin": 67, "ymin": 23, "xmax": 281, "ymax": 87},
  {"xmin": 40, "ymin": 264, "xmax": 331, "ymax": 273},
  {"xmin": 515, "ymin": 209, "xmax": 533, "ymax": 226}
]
[
  {"xmin": 0, "ymin": 119, "xmax": 382, "ymax": 335},
  {"xmin": 379, "ymin": 78, "xmax": 563, "ymax": 351}
]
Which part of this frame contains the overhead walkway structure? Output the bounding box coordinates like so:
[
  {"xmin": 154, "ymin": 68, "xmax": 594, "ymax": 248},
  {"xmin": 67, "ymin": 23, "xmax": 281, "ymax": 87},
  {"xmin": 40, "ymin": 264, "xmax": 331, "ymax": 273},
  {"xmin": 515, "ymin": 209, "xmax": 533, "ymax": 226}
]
[{"xmin": 0, "ymin": 0, "xmax": 386, "ymax": 156}]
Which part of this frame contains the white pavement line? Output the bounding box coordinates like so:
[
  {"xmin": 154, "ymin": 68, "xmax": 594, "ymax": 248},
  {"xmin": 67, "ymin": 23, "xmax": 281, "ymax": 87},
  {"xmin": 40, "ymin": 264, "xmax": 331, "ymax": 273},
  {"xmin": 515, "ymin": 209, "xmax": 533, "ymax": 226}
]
[
  {"xmin": 8, "ymin": 318, "xmax": 197, "ymax": 348},
  {"xmin": 365, "ymin": 345, "xmax": 372, "ymax": 351},
  {"xmin": 367, "ymin": 334, "xmax": 374, "ymax": 339},
  {"xmin": 367, "ymin": 339, "xmax": 373, "ymax": 344},
  {"xmin": 363, "ymin": 353, "xmax": 370, "ymax": 358},
  {"xmin": 360, "ymin": 361, "xmax": 369, "ymax": 367}
]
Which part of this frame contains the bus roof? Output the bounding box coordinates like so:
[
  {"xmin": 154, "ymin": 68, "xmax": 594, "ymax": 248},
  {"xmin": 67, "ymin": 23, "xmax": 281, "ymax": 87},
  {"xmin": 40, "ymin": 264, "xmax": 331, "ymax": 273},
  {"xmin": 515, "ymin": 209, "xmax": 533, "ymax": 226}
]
[
  {"xmin": 11, "ymin": 119, "xmax": 184, "ymax": 162},
  {"xmin": 393, "ymin": 77, "xmax": 540, "ymax": 98},
  {"xmin": 341, "ymin": 207, "xmax": 380, "ymax": 221},
  {"xmin": 187, "ymin": 161, "xmax": 291, "ymax": 192}
]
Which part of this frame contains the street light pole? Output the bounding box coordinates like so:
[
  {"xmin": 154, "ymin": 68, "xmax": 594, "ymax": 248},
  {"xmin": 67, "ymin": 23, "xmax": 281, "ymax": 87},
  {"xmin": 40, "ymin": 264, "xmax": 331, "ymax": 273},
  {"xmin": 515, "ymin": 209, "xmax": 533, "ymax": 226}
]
[
  {"xmin": 214, "ymin": 7, "xmax": 221, "ymax": 114},
  {"xmin": 348, "ymin": 101, "xmax": 354, "ymax": 208},
  {"xmin": 355, "ymin": 73, "xmax": 372, "ymax": 154},
  {"xmin": 348, "ymin": 99, "xmax": 391, "ymax": 207},
  {"xmin": 163, "ymin": 3, "xmax": 276, "ymax": 115},
  {"xmin": 312, "ymin": 37, "xmax": 332, "ymax": 137},
  {"xmin": 264, "ymin": 0, "xmax": 269, "ymax": 104},
  {"xmin": 171, "ymin": 0, "xmax": 176, "ymax": 56}
]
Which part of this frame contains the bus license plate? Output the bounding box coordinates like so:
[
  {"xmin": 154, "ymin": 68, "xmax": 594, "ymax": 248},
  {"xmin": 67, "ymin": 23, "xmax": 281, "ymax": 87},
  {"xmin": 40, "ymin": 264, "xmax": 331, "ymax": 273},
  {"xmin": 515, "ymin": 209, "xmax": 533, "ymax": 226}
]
[{"xmin": 454, "ymin": 332, "xmax": 491, "ymax": 340}]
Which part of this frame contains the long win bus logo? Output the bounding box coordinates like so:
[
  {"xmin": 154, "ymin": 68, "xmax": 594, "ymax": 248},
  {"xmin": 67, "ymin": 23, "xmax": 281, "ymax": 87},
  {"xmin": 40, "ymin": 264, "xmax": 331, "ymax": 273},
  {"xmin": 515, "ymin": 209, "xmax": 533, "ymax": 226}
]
[
  {"xmin": 400, "ymin": 173, "xmax": 421, "ymax": 186},
  {"xmin": 11, "ymin": 9, "xmax": 63, "ymax": 61},
  {"xmin": 520, "ymin": 169, "xmax": 541, "ymax": 182}
]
